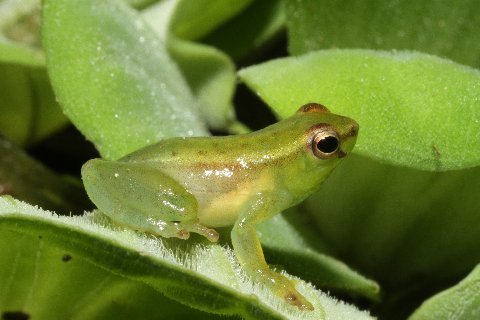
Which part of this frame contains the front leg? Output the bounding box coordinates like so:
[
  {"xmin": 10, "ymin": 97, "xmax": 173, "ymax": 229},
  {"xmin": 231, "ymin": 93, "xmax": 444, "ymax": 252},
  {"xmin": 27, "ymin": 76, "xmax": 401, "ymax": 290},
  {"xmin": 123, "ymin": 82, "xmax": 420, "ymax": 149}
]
[{"xmin": 231, "ymin": 193, "xmax": 314, "ymax": 311}]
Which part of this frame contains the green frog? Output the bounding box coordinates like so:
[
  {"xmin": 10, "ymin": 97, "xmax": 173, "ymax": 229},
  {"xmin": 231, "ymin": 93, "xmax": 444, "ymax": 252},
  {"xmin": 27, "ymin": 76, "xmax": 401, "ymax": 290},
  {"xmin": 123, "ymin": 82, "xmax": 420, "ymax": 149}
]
[{"xmin": 81, "ymin": 103, "xmax": 359, "ymax": 310}]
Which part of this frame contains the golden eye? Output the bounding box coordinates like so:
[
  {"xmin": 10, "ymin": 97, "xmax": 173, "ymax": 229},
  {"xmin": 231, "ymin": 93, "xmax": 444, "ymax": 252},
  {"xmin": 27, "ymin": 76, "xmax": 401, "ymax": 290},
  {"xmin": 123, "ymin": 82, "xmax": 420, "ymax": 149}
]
[{"xmin": 312, "ymin": 130, "xmax": 340, "ymax": 159}]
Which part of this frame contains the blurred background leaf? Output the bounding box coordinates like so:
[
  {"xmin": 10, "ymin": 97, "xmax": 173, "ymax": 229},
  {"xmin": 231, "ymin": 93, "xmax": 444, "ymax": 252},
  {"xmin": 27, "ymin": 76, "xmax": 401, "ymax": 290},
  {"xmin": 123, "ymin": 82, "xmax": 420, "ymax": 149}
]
[
  {"xmin": 286, "ymin": 0, "xmax": 480, "ymax": 68},
  {"xmin": 408, "ymin": 263, "xmax": 480, "ymax": 320},
  {"xmin": 203, "ymin": 0, "xmax": 285, "ymax": 63},
  {"xmin": 0, "ymin": 0, "xmax": 68, "ymax": 145}
]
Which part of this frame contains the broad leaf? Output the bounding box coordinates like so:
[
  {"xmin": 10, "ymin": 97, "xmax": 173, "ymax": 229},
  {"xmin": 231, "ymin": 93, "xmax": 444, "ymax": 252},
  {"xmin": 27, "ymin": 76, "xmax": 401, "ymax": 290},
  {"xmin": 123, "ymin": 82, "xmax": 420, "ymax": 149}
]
[
  {"xmin": 239, "ymin": 49, "xmax": 480, "ymax": 171},
  {"xmin": 286, "ymin": 0, "xmax": 480, "ymax": 68},
  {"xmin": 42, "ymin": 0, "xmax": 208, "ymax": 160},
  {"xmin": 0, "ymin": 197, "xmax": 375, "ymax": 320}
]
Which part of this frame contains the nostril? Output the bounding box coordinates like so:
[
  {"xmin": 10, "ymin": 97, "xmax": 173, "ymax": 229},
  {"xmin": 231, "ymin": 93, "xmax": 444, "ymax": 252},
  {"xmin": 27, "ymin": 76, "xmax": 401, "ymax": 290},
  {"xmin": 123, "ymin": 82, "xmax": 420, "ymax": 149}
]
[{"xmin": 348, "ymin": 124, "xmax": 359, "ymax": 137}]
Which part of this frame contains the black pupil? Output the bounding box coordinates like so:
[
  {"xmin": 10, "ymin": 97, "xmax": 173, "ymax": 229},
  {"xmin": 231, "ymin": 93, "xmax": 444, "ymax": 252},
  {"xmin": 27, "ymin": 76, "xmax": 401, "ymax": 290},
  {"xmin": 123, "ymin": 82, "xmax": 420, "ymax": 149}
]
[{"xmin": 317, "ymin": 136, "xmax": 339, "ymax": 153}]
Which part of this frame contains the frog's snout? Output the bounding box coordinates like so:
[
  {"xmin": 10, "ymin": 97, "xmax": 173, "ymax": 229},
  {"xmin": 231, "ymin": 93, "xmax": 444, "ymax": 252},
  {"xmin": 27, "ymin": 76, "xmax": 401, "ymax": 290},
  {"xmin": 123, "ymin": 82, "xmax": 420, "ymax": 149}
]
[
  {"xmin": 339, "ymin": 120, "xmax": 359, "ymax": 157},
  {"xmin": 347, "ymin": 122, "xmax": 359, "ymax": 138}
]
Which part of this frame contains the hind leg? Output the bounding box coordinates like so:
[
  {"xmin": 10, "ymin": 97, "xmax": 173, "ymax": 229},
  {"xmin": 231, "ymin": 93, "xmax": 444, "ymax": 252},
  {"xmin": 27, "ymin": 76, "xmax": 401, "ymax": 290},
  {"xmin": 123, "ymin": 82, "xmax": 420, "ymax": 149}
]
[{"xmin": 82, "ymin": 159, "xmax": 218, "ymax": 242}]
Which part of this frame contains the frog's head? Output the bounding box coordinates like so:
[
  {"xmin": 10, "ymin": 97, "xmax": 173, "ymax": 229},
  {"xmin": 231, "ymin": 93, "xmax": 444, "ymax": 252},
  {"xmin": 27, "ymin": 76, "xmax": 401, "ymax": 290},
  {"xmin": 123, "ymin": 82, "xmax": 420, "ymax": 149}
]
[
  {"xmin": 280, "ymin": 102, "xmax": 358, "ymax": 200},
  {"xmin": 296, "ymin": 102, "xmax": 358, "ymax": 162}
]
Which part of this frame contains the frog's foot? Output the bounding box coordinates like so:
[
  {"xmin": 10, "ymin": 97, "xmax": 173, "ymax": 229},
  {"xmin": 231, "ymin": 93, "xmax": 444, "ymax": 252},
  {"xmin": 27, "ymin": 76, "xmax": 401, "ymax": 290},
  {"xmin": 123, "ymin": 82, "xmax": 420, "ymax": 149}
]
[
  {"xmin": 180, "ymin": 221, "xmax": 219, "ymax": 242},
  {"xmin": 142, "ymin": 219, "xmax": 191, "ymax": 240},
  {"xmin": 283, "ymin": 288, "xmax": 314, "ymax": 311},
  {"xmin": 270, "ymin": 274, "xmax": 314, "ymax": 311},
  {"xmin": 141, "ymin": 218, "xmax": 218, "ymax": 241}
]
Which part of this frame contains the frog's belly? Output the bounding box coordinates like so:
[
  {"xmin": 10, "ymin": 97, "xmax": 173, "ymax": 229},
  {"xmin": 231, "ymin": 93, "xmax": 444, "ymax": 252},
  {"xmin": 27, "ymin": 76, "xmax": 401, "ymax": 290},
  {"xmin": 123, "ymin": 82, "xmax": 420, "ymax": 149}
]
[
  {"xmin": 186, "ymin": 172, "xmax": 271, "ymax": 228},
  {"xmin": 193, "ymin": 187, "xmax": 252, "ymax": 227},
  {"xmin": 160, "ymin": 165, "xmax": 272, "ymax": 227}
]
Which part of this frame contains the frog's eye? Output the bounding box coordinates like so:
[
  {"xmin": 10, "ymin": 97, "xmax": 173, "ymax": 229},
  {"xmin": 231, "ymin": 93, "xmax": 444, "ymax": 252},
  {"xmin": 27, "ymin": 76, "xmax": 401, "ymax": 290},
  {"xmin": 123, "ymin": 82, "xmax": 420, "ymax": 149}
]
[{"xmin": 312, "ymin": 130, "xmax": 340, "ymax": 159}]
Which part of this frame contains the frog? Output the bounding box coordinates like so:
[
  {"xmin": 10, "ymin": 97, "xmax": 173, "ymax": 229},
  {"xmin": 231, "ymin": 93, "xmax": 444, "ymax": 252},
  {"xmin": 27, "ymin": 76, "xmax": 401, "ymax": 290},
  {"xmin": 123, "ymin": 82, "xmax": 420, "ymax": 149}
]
[{"xmin": 81, "ymin": 103, "xmax": 359, "ymax": 311}]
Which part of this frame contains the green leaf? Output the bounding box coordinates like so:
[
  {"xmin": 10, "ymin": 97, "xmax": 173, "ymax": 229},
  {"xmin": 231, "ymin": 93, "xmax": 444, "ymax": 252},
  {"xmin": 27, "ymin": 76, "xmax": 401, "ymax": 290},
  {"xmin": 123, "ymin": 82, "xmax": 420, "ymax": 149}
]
[
  {"xmin": 0, "ymin": 64, "xmax": 34, "ymax": 143},
  {"xmin": 0, "ymin": 39, "xmax": 44, "ymax": 66},
  {"xmin": 168, "ymin": 0, "xmax": 240, "ymax": 131},
  {"xmin": 408, "ymin": 264, "xmax": 480, "ymax": 320},
  {"xmin": 0, "ymin": 63, "xmax": 67, "ymax": 145},
  {"xmin": 0, "ymin": 197, "xmax": 375, "ymax": 320},
  {"xmin": 42, "ymin": 0, "xmax": 208, "ymax": 160},
  {"xmin": 0, "ymin": 2, "xmax": 67, "ymax": 145},
  {"xmin": 169, "ymin": 0, "xmax": 252, "ymax": 41},
  {"xmin": 286, "ymin": 0, "xmax": 480, "ymax": 67},
  {"xmin": 142, "ymin": 0, "xmax": 241, "ymax": 130},
  {"xmin": 259, "ymin": 213, "xmax": 380, "ymax": 300},
  {"xmin": 204, "ymin": 0, "xmax": 286, "ymax": 62},
  {"xmin": 167, "ymin": 39, "xmax": 236, "ymax": 130},
  {"xmin": 124, "ymin": 0, "xmax": 161, "ymax": 10},
  {"xmin": 239, "ymin": 49, "xmax": 480, "ymax": 171}
]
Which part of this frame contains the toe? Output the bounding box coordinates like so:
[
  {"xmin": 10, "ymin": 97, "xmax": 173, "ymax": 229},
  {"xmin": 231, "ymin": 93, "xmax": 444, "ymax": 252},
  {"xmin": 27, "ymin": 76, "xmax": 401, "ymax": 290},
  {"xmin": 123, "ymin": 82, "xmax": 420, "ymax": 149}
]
[
  {"xmin": 285, "ymin": 291, "xmax": 314, "ymax": 311},
  {"xmin": 205, "ymin": 228, "xmax": 219, "ymax": 242},
  {"xmin": 176, "ymin": 229, "xmax": 190, "ymax": 240}
]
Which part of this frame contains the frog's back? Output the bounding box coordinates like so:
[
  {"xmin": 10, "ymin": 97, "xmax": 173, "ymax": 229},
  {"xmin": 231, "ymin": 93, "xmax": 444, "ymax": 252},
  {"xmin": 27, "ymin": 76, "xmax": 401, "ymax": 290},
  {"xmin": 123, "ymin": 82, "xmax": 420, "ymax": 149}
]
[
  {"xmin": 121, "ymin": 134, "xmax": 290, "ymax": 220},
  {"xmin": 119, "ymin": 108, "xmax": 358, "ymax": 227},
  {"xmin": 118, "ymin": 120, "xmax": 309, "ymax": 226}
]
